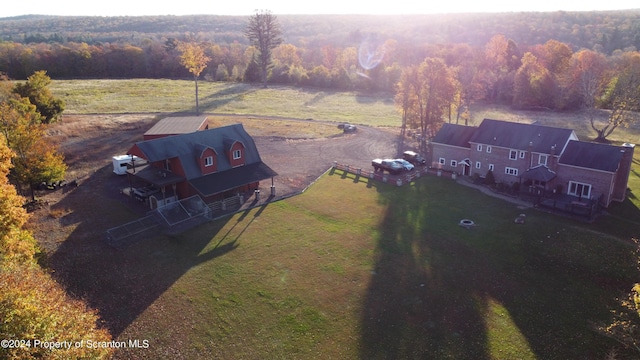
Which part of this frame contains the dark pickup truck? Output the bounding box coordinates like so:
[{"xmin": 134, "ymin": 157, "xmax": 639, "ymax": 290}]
[
  {"xmin": 402, "ymin": 150, "xmax": 427, "ymax": 165},
  {"xmin": 372, "ymin": 158, "xmax": 403, "ymax": 174}
]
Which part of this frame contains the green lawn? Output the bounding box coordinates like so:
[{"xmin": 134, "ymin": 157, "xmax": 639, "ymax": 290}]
[{"xmin": 106, "ymin": 171, "xmax": 638, "ymax": 359}]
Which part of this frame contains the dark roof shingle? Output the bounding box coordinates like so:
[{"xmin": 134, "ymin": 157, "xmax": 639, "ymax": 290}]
[
  {"xmin": 469, "ymin": 119, "xmax": 576, "ymax": 153},
  {"xmin": 431, "ymin": 123, "xmax": 477, "ymax": 148},
  {"xmin": 559, "ymin": 140, "xmax": 624, "ymax": 172}
]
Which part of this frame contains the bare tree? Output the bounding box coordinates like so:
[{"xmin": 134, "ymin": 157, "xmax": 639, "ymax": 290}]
[{"xmin": 244, "ymin": 10, "xmax": 283, "ymax": 88}]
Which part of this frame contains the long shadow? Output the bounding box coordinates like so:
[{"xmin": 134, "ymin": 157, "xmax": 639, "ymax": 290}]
[
  {"xmin": 359, "ymin": 176, "xmax": 637, "ymax": 359},
  {"xmin": 46, "ymin": 165, "xmax": 239, "ymax": 337},
  {"xmin": 193, "ymin": 83, "xmax": 257, "ymax": 113}
]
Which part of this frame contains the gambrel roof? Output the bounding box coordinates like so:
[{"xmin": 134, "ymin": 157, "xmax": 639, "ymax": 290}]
[
  {"xmin": 468, "ymin": 119, "xmax": 577, "ymax": 154},
  {"xmin": 559, "ymin": 140, "xmax": 624, "ymax": 173},
  {"xmin": 129, "ymin": 124, "xmax": 277, "ymax": 197}
]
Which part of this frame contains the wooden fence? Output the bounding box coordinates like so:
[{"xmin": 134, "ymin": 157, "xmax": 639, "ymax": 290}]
[{"xmin": 332, "ymin": 161, "xmax": 455, "ymax": 186}]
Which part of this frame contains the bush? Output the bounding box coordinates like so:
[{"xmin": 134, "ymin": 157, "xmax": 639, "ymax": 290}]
[{"xmin": 484, "ymin": 170, "xmax": 495, "ymax": 186}]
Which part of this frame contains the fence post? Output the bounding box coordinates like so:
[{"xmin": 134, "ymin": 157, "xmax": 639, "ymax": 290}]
[
  {"xmin": 333, "ymin": 161, "xmax": 337, "ymax": 168},
  {"xmin": 383, "ymin": 174, "xmax": 388, "ymax": 183},
  {"xmin": 396, "ymin": 178, "xmax": 403, "ymax": 186}
]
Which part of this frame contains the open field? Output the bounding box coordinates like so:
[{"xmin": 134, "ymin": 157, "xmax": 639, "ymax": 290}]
[
  {"xmin": 50, "ymin": 79, "xmax": 640, "ymax": 143},
  {"xmin": 28, "ymin": 79, "xmax": 640, "ymax": 359}
]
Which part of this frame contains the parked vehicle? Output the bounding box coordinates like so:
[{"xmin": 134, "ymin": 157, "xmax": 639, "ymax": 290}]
[
  {"xmin": 338, "ymin": 123, "xmax": 357, "ymax": 133},
  {"xmin": 403, "ymin": 150, "xmax": 426, "ymax": 165},
  {"xmin": 372, "ymin": 158, "xmax": 403, "ymax": 174},
  {"xmin": 391, "ymin": 158, "xmax": 414, "ymax": 171}
]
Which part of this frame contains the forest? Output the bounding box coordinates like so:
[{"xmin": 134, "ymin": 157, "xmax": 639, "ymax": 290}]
[{"xmin": 1, "ymin": 11, "xmax": 640, "ymax": 115}]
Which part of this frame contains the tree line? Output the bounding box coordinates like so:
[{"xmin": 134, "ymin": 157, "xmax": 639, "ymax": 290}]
[{"xmin": 0, "ymin": 71, "xmax": 112, "ymax": 359}]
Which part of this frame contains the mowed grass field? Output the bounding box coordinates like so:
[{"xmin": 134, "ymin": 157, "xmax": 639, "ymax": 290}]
[
  {"xmin": 44, "ymin": 79, "xmax": 640, "ymax": 358},
  {"xmin": 50, "ymin": 79, "xmax": 640, "ymax": 143},
  {"xmin": 107, "ymin": 171, "xmax": 638, "ymax": 359}
]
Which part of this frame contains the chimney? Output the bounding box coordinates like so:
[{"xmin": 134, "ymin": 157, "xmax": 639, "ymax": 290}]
[
  {"xmin": 549, "ymin": 144, "xmax": 557, "ymax": 171},
  {"xmin": 613, "ymin": 143, "xmax": 636, "ymax": 202}
]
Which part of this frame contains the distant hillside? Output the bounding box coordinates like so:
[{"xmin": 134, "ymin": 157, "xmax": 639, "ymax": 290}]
[{"xmin": 1, "ymin": 11, "xmax": 640, "ymax": 52}]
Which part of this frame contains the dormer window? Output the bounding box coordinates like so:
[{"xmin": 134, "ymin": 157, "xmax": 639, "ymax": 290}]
[
  {"xmin": 233, "ymin": 149, "xmax": 242, "ymax": 159},
  {"xmin": 204, "ymin": 156, "xmax": 214, "ymax": 167}
]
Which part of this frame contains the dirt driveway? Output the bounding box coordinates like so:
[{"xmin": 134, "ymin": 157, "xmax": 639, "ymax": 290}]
[{"xmin": 255, "ymin": 122, "xmax": 403, "ymax": 196}]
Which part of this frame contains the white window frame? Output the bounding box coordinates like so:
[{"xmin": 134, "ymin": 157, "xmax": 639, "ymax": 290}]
[
  {"xmin": 233, "ymin": 149, "xmax": 242, "ymax": 160},
  {"xmin": 450, "ymin": 160, "xmax": 458, "ymax": 167},
  {"xmin": 204, "ymin": 156, "xmax": 214, "ymax": 167},
  {"xmin": 438, "ymin": 157, "xmax": 446, "ymax": 165},
  {"xmin": 509, "ymin": 150, "xmax": 518, "ymax": 160},
  {"xmin": 519, "ymin": 151, "xmax": 526, "ymax": 159},
  {"xmin": 488, "ymin": 164, "xmax": 494, "ymax": 171},
  {"xmin": 477, "ymin": 144, "xmax": 483, "ymax": 152},
  {"xmin": 568, "ymin": 181, "xmax": 592, "ymax": 199},
  {"xmin": 538, "ymin": 154, "xmax": 548, "ymax": 166},
  {"xmin": 486, "ymin": 146, "xmax": 492, "ymax": 153},
  {"xmin": 505, "ymin": 167, "xmax": 519, "ymax": 176},
  {"xmin": 475, "ymin": 161, "xmax": 481, "ymax": 169}
]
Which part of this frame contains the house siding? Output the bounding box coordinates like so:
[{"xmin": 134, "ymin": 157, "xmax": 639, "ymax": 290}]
[
  {"xmin": 556, "ymin": 164, "xmax": 615, "ymax": 206},
  {"xmin": 430, "ymin": 143, "xmax": 470, "ymax": 173}
]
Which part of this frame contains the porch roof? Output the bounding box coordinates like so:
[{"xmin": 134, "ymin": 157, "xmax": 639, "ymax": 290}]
[
  {"xmin": 522, "ymin": 165, "xmax": 557, "ymax": 182},
  {"xmin": 126, "ymin": 165, "xmax": 185, "ymax": 187}
]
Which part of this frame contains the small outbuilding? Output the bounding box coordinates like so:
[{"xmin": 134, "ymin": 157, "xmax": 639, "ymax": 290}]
[{"xmin": 143, "ymin": 116, "xmax": 209, "ymax": 140}]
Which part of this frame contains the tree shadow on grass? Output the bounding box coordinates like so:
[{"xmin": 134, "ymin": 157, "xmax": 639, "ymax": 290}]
[
  {"xmin": 45, "ymin": 165, "xmax": 241, "ymax": 337},
  {"xmin": 358, "ymin": 177, "xmax": 637, "ymax": 359},
  {"xmin": 190, "ymin": 83, "xmax": 257, "ymax": 113}
]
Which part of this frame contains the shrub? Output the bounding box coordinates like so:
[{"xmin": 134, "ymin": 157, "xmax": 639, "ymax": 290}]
[{"xmin": 484, "ymin": 170, "xmax": 495, "ymax": 186}]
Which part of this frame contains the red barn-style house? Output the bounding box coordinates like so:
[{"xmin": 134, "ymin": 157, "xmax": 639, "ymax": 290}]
[
  {"xmin": 431, "ymin": 119, "xmax": 635, "ymax": 208},
  {"xmin": 126, "ymin": 121, "xmax": 277, "ymax": 204}
]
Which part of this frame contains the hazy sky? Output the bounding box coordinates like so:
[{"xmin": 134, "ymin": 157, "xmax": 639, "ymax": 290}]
[{"xmin": 3, "ymin": 0, "xmax": 639, "ymax": 17}]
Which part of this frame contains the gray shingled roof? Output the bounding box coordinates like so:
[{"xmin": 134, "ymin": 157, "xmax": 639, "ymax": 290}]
[
  {"xmin": 559, "ymin": 140, "xmax": 624, "ymax": 172},
  {"xmin": 144, "ymin": 116, "xmax": 208, "ymax": 136},
  {"xmin": 132, "ymin": 124, "xmax": 275, "ymax": 181},
  {"xmin": 469, "ymin": 119, "xmax": 576, "ymax": 153},
  {"xmin": 431, "ymin": 123, "xmax": 477, "ymax": 148}
]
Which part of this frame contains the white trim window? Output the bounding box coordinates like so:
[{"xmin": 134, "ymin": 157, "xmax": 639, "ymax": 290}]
[
  {"xmin": 486, "ymin": 146, "xmax": 492, "ymax": 153},
  {"xmin": 505, "ymin": 167, "xmax": 519, "ymax": 176},
  {"xmin": 488, "ymin": 164, "xmax": 494, "ymax": 171},
  {"xmin": 450, "ymin": 160, "xmax": 458, "ymax": 167},
  {"xmin": 233, "ymin": 149, "xmax": 242, "ymax": 160},
  {"xmin": 509, "ymin": 150, "xmax": 518, "ymax": 160},
  {"xmin": 568, "ymin": 181, "xmax": 592, "ymax": 199},
  {"xmin": 538, "ymin": 154, "xmax": 548, "ymax": 166},
  {"xmin": 475, "ymin": 161, "xmax": 481, "ymax": 169},
  {"xmin": 204, "ymin": 156, "xmax": 214, "ymax": 167},
  {"xmin": 519, "ymin": 151, "xmax": 525, "ymax": 159},
  {"xmin": 477, "ymin": 144, "xmax": 483, "ymax": 151},
  {"xmin": 438, "ymin": 157, "xmax": 446, "ymax": 165}
]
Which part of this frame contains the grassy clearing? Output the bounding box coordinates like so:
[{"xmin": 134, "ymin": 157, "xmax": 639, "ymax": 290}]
[
  {"xmin": 51, "ymin": 80, "xmax": 398, "ymax": 126},
  {"xmin": 51, "ymin": 79, "xmax": 640, "ymax": 142},
  {"xmin": 109, "ymin": 171, "xmax": 637, "ymax": 359}
]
